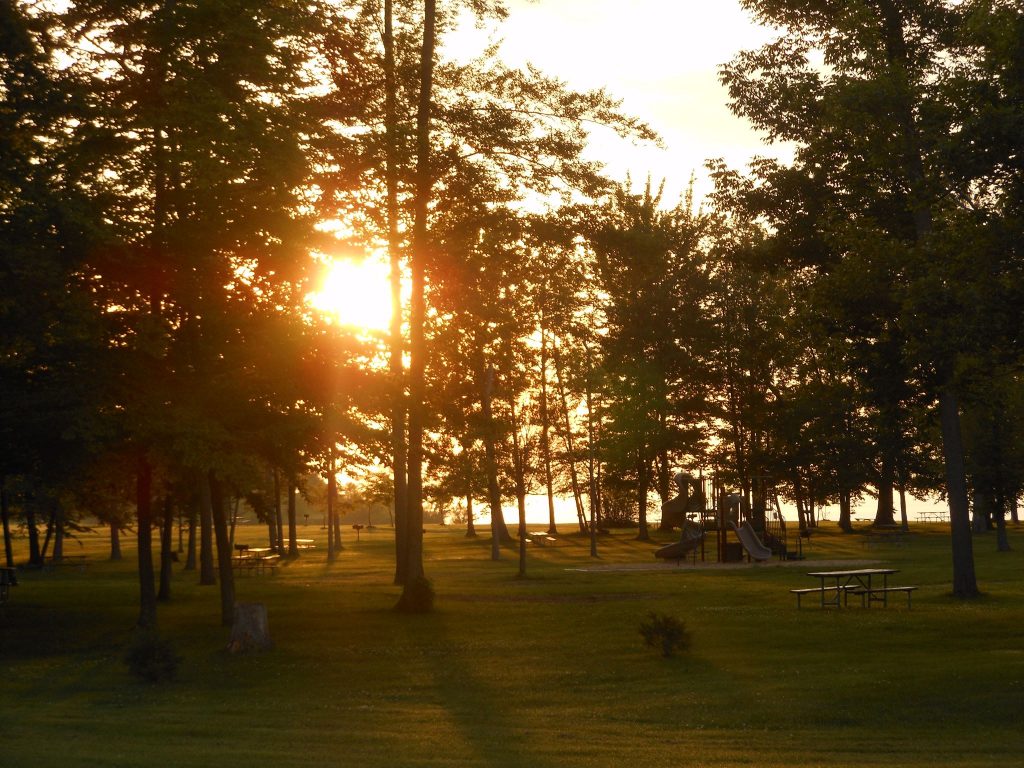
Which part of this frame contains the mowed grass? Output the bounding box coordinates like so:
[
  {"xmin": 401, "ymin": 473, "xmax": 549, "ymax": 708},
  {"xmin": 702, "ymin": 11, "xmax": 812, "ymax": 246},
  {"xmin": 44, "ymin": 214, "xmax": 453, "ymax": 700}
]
[{"xmin": 3, "ymin": 521, "xmax": 1024, "ymax": 767}]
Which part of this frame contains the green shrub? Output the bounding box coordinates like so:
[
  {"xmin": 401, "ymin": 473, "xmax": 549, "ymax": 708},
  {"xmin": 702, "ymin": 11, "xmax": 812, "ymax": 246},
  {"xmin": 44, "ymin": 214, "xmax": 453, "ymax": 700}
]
[
  {"xmin": 124, "ymin": 629, "xmax": 181, "ymax": 683},
  {"xmin": 639, "ymin": 611, "xmax": 690, "ymax": 658}
]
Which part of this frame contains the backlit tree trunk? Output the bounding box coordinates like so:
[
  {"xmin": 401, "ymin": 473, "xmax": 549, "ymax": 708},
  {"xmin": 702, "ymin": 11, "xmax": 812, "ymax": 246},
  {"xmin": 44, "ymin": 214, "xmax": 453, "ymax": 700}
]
[
  {"xmin": 137, "ymin": 454, "xmax": 157, "ymax": 629},
  {"xmin": 209, "ymin": 471, "xmax": 236, "ymax": 627},
  {"xmin": 400, "ymin": 0, "xmax": 437, "ymax": 604},
  {"xmin": 384, "ymin": 0, "xmax": 409, "ymax": 587}
]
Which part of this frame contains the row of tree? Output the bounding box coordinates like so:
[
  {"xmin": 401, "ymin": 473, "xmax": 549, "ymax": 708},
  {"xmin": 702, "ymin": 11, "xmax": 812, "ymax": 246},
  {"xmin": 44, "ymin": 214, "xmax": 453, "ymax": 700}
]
[{"xmin": 2, "ymin": 0, "xmax": 1022, "ymax": 629}]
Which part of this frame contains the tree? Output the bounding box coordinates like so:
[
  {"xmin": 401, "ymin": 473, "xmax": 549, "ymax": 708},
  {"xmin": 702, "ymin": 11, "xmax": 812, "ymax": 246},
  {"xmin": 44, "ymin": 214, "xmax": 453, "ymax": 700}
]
[
  {"xmin": 588, "ymin": 182, "xmax": 711, "ymax": 541},
  {"xmin": 720, "ymin": 0, "xmax": 1024, "ymax": 596}
]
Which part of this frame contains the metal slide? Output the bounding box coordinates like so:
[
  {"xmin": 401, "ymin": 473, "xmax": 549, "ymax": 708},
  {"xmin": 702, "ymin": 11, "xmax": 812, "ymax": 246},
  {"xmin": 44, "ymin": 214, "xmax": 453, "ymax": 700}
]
[{"xmin": 729, "ymin": 521, "xmax": 772, "ymax": 561}]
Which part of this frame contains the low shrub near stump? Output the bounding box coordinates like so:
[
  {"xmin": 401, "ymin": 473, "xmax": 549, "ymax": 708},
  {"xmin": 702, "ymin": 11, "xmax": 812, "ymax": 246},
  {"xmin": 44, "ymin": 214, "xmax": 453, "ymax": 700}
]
[
  {"xmin": 124, "ymin": 629, "xmax": 181, "ymax": 683},
  {"xmin": 639, "ymin": 611, "xmax": 691, "ymax": 658}
]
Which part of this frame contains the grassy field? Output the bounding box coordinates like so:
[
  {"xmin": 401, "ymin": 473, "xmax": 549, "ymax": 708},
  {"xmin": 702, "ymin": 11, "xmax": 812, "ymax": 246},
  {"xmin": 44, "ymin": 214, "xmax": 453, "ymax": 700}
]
[{"xmin": 2, "ymin": 520, "xmax": 1023, "ymax": 767}]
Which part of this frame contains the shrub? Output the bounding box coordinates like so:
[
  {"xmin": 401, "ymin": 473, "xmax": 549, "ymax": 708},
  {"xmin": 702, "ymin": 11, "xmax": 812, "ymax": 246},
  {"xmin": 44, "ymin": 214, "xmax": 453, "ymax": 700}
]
[
  {"xmin": 639, "ymin": 611, "xmax": 691, "ymax": 658},
  {"xmin": 124, "ymin": 629, "xmax": 181, "ymax": 683}
]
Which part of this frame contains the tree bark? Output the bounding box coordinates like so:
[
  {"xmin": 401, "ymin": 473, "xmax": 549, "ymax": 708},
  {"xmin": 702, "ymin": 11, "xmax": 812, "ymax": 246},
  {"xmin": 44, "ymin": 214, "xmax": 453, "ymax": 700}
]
[
  {"xmin": 636, "ymin": 452, "xmax": 650, "ymax": 541},
  {"xmin": 209, "ymin": 471, "xmax": 236, "ymax": 627},
  {"xmin": 184, "ymin": 505, "xmax": 196, "ymax": 571},
  {"xmin": 1, "ymin": 478, "xmax": 14, "ymax": 568},
  {"xmin": 136, "ymin": 454, "xmax": 158, "ymax": 629},
  {"xmin": 273, "ymin": 469, "xmax": 285, "ymax": 555},
  {"xmin": 940, "ymin": 387, "xmax": 979, "ymax": 597},
  {"xmin": 109, "ymin": 520, "xmax": 121, "ymax": 561},
  {"xmin": 158, "ymin": 495, "xmax": 173, "ymax": 602},
  {"xmin": 327, "ymin": 459, "xmax": 337, "ymax": 563},
  {"xmin": 199, "ymin": 470, "xmax": 216, "ymax": 585},
  {"xmin": 401, "ymin": 0, "xmax": 437, "ymax": 601},
  {"xmin": 287, "ymin": 478, "xmax": 298, "ymax": 558},
  {"xmin": 384, "ymin": 0, "xmax": 409, "ymax": 587},
  {"xmin": 482, "ymin": 366, "xmax": 509, "ymax": 559},
  {"xmin": 228, "ymin": 603, "xmax": 272, "ymax": 653},
  {"xmin": 539, "ymin": 322, "xmax": 557, "ymax": 535},
  {"xmin": 552, "ymin": 341, "xmax": 586, "ymax": 532}
]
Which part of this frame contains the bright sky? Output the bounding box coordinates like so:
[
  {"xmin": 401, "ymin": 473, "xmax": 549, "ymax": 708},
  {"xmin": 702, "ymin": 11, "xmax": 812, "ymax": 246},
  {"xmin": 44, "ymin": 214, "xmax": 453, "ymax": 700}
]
[{"xmin": 446, "ymin": 0, "xmax": 792, "ymax": 205}]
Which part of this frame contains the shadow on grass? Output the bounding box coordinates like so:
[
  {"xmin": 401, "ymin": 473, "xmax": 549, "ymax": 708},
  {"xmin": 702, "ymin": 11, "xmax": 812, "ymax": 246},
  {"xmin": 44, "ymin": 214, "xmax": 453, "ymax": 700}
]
[{"xmin": 424, "ymin": 612, "xmax": 560, "ymax": 768}]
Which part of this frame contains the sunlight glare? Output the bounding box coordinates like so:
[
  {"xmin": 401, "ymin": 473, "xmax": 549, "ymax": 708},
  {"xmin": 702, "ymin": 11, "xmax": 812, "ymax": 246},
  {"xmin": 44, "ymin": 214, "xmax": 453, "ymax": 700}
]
[{"xmin": 309, "ymin": 258, "xmax": 393, "ymax": 331}]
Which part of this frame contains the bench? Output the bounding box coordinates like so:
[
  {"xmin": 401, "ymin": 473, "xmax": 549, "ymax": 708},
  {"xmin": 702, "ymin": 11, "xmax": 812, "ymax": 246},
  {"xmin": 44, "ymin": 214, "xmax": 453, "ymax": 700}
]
[
  {"xmin": 849, "ymin": 585, "xmax": 918, "ymax": 608},
  {"xmin": 790, "ymin": 585, "xmax": 857, "ymax": 609},
  {"xmin": 256, "ymin": 555, "xmax": 280, "ymax": 575},
  {"xmin": 0, "ymin": 567, "xmax": 17, "ymax": 609}
]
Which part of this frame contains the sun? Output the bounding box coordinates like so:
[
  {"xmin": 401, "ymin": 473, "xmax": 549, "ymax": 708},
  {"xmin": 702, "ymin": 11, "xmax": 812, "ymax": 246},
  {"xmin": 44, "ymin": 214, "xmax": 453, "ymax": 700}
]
[{"xmin": 309, "ymin": 257, "xmax": 394, "ymax": 331}]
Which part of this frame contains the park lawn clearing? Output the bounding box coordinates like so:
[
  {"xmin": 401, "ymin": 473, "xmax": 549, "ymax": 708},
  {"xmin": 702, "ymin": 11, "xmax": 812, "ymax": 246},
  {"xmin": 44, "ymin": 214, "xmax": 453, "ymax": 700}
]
[{"xmin": 1, "ymin": 522, "xmax": 1023, "ymax": 767}]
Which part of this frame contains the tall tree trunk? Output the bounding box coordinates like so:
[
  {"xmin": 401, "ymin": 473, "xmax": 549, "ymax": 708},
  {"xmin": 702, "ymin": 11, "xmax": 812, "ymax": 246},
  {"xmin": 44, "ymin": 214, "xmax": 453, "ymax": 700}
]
[
  {"xmin": 184, "ymin": 504, "xmax": 196, "ymax": 571},
  {"xmin": 327, "ymin": 459, "xmax": 337, "ymax": 563},
  {"xmin": 584, "ymin": 342, "xmax": 600, "ymax": 556},
  {"xmin": 509, "ymin": 392, "xmax": 529, "ymax": 578},
  {"xmin": 384, "ymin": 0, "xmax": 409, "ymax": 588},
  {"xmin": 39, "ymin": 501, "xmax": 53, "ymax": 561},
  {"xmin": 158, "ymin": 495, "xmax": 173, "ymax": 602},
  {"xmin": 136, "ymin": 454, "xmax": 158, "ymax": 629},
  {"xmin": 940, "ymin": 387, "xmax": 979, "ymax": 597},
  {"xmin": 24, "ymin": 481, "xmax": 41, "ymax": 566},
  {"xmin": 273, "ymin": 469, "xmax": 285, "ymax": 555},
  {"xmin": 465, "ymin": 491, "xmax": 476, "ymax": 537},
  {"xmin": 995, "ymin": 506, "xmax": 1011, "ymax": 552},
  {"xmin": 539, "ymin": 321, "xmax": 557, "ymax": 535},
  {"xmin": 552, "ymin": 340, "xmax": 586, "ymax": 531},
  {"xmin": 1, "ymin": 478, "xmax": 13, "ymax": 568},
  {"xmin": 199, "ymin": 470, "xmax": 216, "ymax": 585},
  {"xmin": 482, "ymin": 366, "xmax": 508, "ymax": 559},
  {"xmin": 877, "ymin": 0, "xmax": 977, "ymax": 596},
  {"xmin": 838, "ymin": 489, "xmax": 853, "ymax": 533},
  {"xmin": 209, "ymin": 471, "xmax": 235, "ymax": 627},
  {"xmin": 287, "ymin": 478, "xmax": 298, "ymax": 558},
  {"xmin": 401, "ymin": 0, "xmax": 437, "ymax": 602},
  {"xmin": 52, "ymin": 499, "xmax": 64, "ymax": 561},
  {"xmin": 873, "ymin": 452, "xmax": 896, "ymax": 526},
  {"xmin": 898, "ymin": 482, "xmax": 909, "ymax": 533},
  {"xmin": 636, "ymin": 452, "xmax": 650, "ymax": 541}
]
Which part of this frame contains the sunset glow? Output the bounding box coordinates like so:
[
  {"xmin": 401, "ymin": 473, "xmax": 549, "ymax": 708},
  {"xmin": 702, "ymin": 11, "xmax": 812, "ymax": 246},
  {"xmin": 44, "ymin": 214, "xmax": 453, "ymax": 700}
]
[{"xmin": 309, "ymin": 258, "xmax": 393, "ymax": 332}]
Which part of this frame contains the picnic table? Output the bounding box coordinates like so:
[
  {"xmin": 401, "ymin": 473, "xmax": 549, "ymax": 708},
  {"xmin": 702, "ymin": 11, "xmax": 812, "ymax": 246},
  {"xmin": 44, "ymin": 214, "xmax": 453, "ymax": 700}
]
[
  {"xmin": 792, "ymin": 568, "xmax": 917, "ymax": 609},
  {"xmin": 232, "ymin": 546, "xmax": 278, "ymax": 575}
]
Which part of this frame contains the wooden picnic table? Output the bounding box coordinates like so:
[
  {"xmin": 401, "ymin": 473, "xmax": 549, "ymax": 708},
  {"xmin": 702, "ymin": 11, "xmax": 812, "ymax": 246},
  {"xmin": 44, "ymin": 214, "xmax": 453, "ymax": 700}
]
[{"xmin": 795, "ymin": 568, "xmax": 899, "ymax": 608}]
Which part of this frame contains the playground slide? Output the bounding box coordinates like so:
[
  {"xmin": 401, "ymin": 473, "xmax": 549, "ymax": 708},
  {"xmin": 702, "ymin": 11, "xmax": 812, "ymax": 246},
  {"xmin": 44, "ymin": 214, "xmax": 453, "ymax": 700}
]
[
  {"xmin": 655, "ymin": 523, "xmax": 704, "ymax": 561},
  {"xmin": 730, "ymin": 521, "xmax": 772, "ymax": 562}
]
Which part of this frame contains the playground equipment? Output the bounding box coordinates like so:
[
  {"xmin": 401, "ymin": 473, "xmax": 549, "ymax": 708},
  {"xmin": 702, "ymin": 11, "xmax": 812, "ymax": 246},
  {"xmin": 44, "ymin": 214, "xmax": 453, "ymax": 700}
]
[
  {"xmin": 658, "ymin": 470, "xmax": 796, "ymax": 563},
  {"xmin": 654, "ymin": 521, "xmax": 704, "ymax": 563},
  {"xmin": 729, "ymin": 521, "xmax": 772, "ymax": 561}
]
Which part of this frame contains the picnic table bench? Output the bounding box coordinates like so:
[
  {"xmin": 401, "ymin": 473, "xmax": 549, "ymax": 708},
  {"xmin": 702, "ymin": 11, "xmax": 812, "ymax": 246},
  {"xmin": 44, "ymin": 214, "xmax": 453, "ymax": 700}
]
[
  {"xmin": 789, "ymin": 585, "xmax": 859, "ymax": 609},
  {"xmin": 232, "ymin": 546, "xmax": 278, "ymax": 575},
  {"xmin": 848, "ymin": 585, "xmax": 918, "ymax": 608},
  {"xmin": 794, "ymin": 568, "xmax": 916, "ymax": 609},
  {"xmin": 0, "ymin": 567, "xmax": 17, "ymax": 606}
]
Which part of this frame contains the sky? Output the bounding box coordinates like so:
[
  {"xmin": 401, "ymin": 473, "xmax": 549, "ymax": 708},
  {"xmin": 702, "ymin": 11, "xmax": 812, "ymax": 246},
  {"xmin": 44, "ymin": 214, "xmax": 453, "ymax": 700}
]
[{"xmin": 444, "ymin": 0, "xmax": 793, "ymax": 204}]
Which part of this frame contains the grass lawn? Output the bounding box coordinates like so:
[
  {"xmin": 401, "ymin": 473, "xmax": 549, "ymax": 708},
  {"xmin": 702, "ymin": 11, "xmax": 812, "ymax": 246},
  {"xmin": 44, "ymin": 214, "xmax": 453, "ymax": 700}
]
[{"xmin": 2, "ymin": 521, "xmax": 1023, "ymax": 767}]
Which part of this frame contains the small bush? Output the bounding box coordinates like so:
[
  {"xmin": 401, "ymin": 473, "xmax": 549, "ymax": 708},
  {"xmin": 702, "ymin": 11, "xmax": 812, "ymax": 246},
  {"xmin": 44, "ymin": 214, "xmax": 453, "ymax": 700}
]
[
  {"xmin": 639, "ymin": 611, "xmax": 691, "ymax": 658},
  {"xmin": 124, "ymin": 629, "xmax": 181, "ymax": 683},
  {"xmin": 395, "ymin": 576, "xmax": 435, "ymax": 613}
]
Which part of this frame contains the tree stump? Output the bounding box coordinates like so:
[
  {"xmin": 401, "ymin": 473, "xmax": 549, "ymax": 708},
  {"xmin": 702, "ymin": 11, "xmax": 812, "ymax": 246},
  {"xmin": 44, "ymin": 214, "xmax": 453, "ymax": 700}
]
[{"xmin": 227, "ymin": 602, "xmax": 272, "ymax": 653}]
